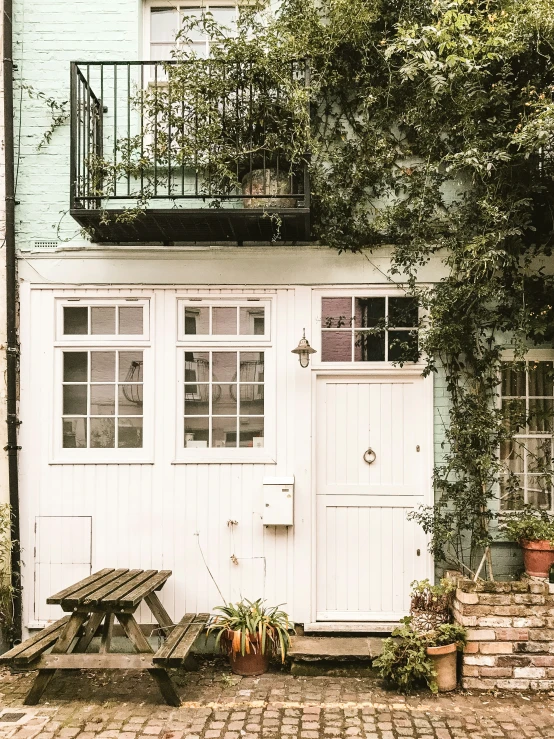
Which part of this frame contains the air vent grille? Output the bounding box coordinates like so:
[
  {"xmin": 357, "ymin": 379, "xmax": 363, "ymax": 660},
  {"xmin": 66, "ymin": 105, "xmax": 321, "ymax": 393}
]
[{"xmin": 33, "ymin": 240, "xmax": 59, "ymax": 250}]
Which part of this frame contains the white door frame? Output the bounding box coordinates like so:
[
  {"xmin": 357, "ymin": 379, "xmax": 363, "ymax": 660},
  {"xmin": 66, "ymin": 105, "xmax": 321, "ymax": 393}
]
[{"xmin": 308, "ymin": 367, "xmax": 434, "ymax": 630}]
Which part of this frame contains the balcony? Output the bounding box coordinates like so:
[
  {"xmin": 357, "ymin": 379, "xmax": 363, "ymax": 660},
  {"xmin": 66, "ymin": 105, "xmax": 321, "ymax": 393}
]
[{"xmin": 69, "ymin": 59, "xmax": 311, "ymax": 244}]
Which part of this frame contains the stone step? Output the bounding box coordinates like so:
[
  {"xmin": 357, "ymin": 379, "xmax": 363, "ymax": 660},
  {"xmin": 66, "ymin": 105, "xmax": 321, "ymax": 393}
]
[{"xmin": 288, "ymin": 636, "xmax": 386, "ymax": 676}]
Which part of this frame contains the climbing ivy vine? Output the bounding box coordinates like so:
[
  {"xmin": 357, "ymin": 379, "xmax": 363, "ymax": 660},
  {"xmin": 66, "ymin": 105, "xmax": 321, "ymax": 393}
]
[{"xmin": 77, "ymin": 0, "xmax": 554, "ymax": 573}]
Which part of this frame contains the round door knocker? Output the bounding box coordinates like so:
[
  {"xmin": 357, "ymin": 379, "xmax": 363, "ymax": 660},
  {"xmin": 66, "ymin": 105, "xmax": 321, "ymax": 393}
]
[{"xmin": 363, "ymin": 448, "xmax": 376, "ymax": 465}]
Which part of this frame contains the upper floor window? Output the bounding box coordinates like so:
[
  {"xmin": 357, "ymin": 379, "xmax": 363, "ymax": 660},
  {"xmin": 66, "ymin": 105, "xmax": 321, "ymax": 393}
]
[
  {"xmin": 500, "ymin": 360, "xmax": 554, "ymax": 511},
  {"xmin": 146, "ymin": 1, "xmax": 239, "ymax": 60},
  {"xmin": 61, "ymin": 301, "xmax": 148, "ymax": 339},
  {"xmin": 320, "ymin": 296, "xmax": 419, "ymax": 363}
]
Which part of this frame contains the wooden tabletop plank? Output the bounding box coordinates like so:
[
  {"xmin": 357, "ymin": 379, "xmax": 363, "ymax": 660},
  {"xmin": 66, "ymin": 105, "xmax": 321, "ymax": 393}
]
[
  {"xmin": 115, "ymin": 570, "xmax": 172, "ymax": 608},
  {"xmin": 82, "ymin": 569, "xmax": 143, "ymax": 605},
  {"xmin": 47, "ymin": 569, "xmax": 114, "ymax": 605},
  {"xmin": 101, "ymin": 570, "xmax": 158, "ymax": 606},
  {"xmin": 153, "ymin": 613, "xmax": 196, "ymax": 662},
  {"xmin": 61, "ymin": 569, "xmax": 130, "ymax": 608},
  {"xmin": 0, "ymin": 616, "xmax": 70, "ymax": 664}
]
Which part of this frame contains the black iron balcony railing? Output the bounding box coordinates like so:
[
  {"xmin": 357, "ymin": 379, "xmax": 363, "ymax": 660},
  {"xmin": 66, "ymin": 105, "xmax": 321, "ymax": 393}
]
[{"xmin": 70, "ymin": 59, "xmax": 311, "ymax": 243}]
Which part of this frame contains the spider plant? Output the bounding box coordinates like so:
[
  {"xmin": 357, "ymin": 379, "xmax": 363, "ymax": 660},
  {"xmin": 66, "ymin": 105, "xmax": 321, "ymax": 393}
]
[{"xmin": 207, "ymin": 598, "xmax": 293, "ymax": 663}]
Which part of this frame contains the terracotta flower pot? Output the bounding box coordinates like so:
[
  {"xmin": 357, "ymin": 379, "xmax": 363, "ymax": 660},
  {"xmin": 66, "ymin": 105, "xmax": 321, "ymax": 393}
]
[
  {"xmin": 242, "ymin": 169, "xmax": 296, "ymax": 209},
  {"xmin": 426, "ymin": 642, "xmax": 457, "ymax": 692},
  {"xmin": 521, "ymin": 539, "xmax": 554, "ymax": 578},
  {"xmin": 229, "ymin": 648, "xmax": 270, "ymax": 676}
]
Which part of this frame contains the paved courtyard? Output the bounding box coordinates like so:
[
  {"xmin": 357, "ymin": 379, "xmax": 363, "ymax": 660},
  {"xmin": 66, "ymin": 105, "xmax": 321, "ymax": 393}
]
[{"xmin": 0, "ymin": 660, "xmax": 553, "ymax": 739}]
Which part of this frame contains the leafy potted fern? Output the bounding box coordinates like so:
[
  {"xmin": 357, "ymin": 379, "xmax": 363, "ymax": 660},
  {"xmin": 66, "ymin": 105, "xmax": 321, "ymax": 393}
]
[
  {"xmin": 500, "ymin": 508, "xmax": 554, "ymax": 578},
  {"xmin": 207, "ymin": 598, "xmax": 293, "ymax": 676},
  {"xmin": 374, "ymin": 619, "xmax": 466, "ymax": 694}
]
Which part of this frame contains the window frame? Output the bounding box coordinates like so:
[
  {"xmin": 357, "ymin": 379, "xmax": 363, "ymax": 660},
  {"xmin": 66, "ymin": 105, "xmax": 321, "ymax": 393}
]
[
  {"xmin": 311, "ymin": 288, "xmax": 424, "ymax": 368},
  {"xmin": 175, "ymin": 296, "xmax": 274, "ymax": 463},
  {"xmin": 177, "ymin": 297, "xmax": 271, "ymax": 343},
  {"xmin": 498, "ymin": 349, "xmax": 554, "ymax": 513},
  {"xmin": 143, "ymin": 0, "xmax": 240, "ymax": 61},
  {"xmin": 52, "ymin": 299, "xmax": 152, "ymax": 464}
]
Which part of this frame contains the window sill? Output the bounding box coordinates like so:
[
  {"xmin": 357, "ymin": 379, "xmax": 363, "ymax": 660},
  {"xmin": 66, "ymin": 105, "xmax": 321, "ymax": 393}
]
[
  {"xmin": 49, "ymin": 458, "xmax": 154, "ymax": 465},
  {"xmin": 172, "ymin": 454, "xmax": 276, "ymax": 465}
]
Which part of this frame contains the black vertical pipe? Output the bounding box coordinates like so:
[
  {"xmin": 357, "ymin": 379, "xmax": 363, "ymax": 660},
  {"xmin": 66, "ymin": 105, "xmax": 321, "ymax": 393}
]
[{"xmin": 3, "ymin": 0, "xmax": 22, "ymax": 643}]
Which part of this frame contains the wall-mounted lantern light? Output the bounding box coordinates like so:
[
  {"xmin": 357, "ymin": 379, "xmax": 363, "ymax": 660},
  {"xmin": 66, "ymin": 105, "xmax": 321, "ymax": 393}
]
[{"xmin": 291, "ymin": 329, "xmax": 317, "ymax": 368}]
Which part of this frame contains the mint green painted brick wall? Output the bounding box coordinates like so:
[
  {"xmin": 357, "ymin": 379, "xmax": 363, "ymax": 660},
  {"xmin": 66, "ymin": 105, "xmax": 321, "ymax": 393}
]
[{"xmin": 13, "ymin": 0, "xmax": 142, "ymax": 250}]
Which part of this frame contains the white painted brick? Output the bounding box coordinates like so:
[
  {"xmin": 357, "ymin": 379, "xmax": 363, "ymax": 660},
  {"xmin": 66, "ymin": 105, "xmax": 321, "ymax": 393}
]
[{"xmin": 513, "ymin": 667, "xmax": 546, "ymax": 679}]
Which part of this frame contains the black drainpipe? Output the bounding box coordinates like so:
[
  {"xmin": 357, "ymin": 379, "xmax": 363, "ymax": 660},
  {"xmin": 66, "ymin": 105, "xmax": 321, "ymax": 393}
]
[{"xmin": 3, "ymin": 0, "xmax": 22, "ymax": 643}]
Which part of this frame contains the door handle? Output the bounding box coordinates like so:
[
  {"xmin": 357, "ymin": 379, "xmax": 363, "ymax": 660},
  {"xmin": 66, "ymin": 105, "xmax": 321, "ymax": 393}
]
[{"xmin": 363, "ymin": 448, "xmax": 376, "ymax": 465}]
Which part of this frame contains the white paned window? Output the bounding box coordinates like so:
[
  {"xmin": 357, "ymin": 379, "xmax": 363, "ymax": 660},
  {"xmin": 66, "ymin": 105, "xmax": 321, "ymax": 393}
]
[
  {"xmin": 183, "ymin": 350, "xmax": 264, "ymax": 448},
  {"xmin": 62, "ymin": 350, "xmax": 143, "ymax": 449},
  {"xmin": 145, "ymin": 1, "xmax": 239, "ymax": 60},
  {"xmin": 178, "ymin": 299, "xmax": 270, "ymax": 341},
  {"xmin": 55, "ymin": 299, "xmax": 151, "ymax": 461},
  {"xmin": 500, "ymin": 360, "xmax": 554, "ymax": 511},
  {"xmin": 320, "ymin": 296, "xmax": 419, "ymax": 363}
]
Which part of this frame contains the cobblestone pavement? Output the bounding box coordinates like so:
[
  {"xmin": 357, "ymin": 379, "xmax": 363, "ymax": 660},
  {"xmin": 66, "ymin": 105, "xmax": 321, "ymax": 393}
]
[{"xmin": 0, "ymin": 660, "xmax": 553, "ymax": 739}]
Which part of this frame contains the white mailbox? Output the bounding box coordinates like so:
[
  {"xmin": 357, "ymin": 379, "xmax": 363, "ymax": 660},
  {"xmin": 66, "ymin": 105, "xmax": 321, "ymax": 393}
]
[{"xmin": 262, "ymin": 476, "xmax": 294, "ymax": 526}]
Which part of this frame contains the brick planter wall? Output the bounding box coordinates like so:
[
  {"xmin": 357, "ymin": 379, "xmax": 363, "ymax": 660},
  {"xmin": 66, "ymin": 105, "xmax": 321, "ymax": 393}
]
[{"xmin": 454, "ymin": 578, "xmax": 554, "ymax": 690}]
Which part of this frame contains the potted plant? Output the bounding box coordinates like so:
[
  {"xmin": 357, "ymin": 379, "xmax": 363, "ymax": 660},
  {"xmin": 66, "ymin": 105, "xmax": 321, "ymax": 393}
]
[
  {"xmin": 374, "ymin": 618, "xmax": 466, "ymax": 694},
  {"xmin": 500, "ymin": 508, "xmax": 554, "ymax": 578},
  {"xmin": 409, "ymin": 578, "xmax": 455, "ymax": 633},
  {"xmin": 425, "ymin": 623, "xmax": 467, "ymax": 693},
  {"xmin": 207, "ymin": 598, "xmax": 293, "ymax": 676}
]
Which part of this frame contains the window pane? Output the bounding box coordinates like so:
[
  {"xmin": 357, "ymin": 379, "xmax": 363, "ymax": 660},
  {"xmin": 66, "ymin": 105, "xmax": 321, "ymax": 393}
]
[
  {"xmin": 119, "ymin": 386, "xmax": 143, "ymax": 415},
  {"xmin": 389, "ymin": 297, "xmax": 419, "ymax": 328},
  {"xmin": 500, "ymin": 476, "xmax": 524, "ymax": 510},
  {"xmin": 62, "ymin": 418, "xmax": 87, "ymax": 448},
  {"xmin": 118, "ymin": 418, "xmax": 143, "ymax": 448},
  {"xmin": 321, "ymin": 298, "xmax": 352, "ymax": 328},
  {"xmin": 502, "ymin": 399, "xmax": 526, "ymax": 434},
  {"xmin": 526, "ymin": 437, "xmax": 552, "ymax": 473},
  {"xmin": 213, "ymin": 385, "xmax": 237, "ymax": 415},
  {"xmin": 91, "ymin": 307, "xmax": 115, "ymax": 335},
  {"xmin": 388, "ymin": 331, "xmax": 419, "ymax": 363},
  {"xmin": 210, "ymin": 6, "xmax": 236, "ymax": 34},
  {"xmin": 526, "ymin": 475, "xmax": 552, "ymax": 510},
  {"xmin": 151, "ymin": 43, "xmax": 175, "ymax": 60},
  {"xmin": 240, "ymin": 417, "xmax": 264, "ymax": 448},
  {"xmin": 240, "ymin": 388, "xmax": 264, "ymax": 414},
  {"xmin": 63, "ymin": 385, "xmax": 87, "ymax": 415},
  {"xmin": 185, "ymin": 352, "xmax": 209, "ymax": 382},
  {"xmin": 240, "ymin": 352, "xmax": 264, "ymax": 382},
  {"xmin": 529, "ymin": 399, "xmax": 554, "ymax": 434},
  {"xmin": 184, "ymin": 387, "xmax": 209, "ymax": 415},
  {"xmin": 64, "ymin": 307, "xmax": 88, "ymax": 335},
  {"xmin": 90, "ymin": 418, "xmax": 115, "ymax": 448},
  {"xmin": 119, "ymin": 307, "xmax": 143, "ymax": 335},
  {"xmin": 64, "ymin": 352, "xmax": 88, "ymax": 382},
  {"xmin": 502, "ymin": 363, "xmax": 525, "ymax": 397},
  {"xmin": 151, "ymin": 7, "xmax": 178, "ymax": 43},
  {"xmin": 90, "ymin": 385, "xmax": 115, "ymax": 416},
  {"xmin": 321, "ymin": 331, "xmax": 351, "ymax": 362},
  {"xmin": 355, "ymin": 298, "xmax": 385, "ymax": 328},
  {"xmin": 212, "ymin": 307, "xmax": 237, "ymax": 334},
  {"xmin": 91, "ymin": 352, "xmax": 115, "ymax": 382},
  {"xmin": 212, "ymin": 417, "xmax": 237, "ymax": 448},
  {"xmin": 213, "ymin": 352, "xmax": 237, "ymax": 382},
  {"xmin": 119, "ymin": 352, "xmax": 143, "ymax": 382},
  {"xmin": 529, "ymin": 361, "xmax": 554, "ymax": 397},
  {"xmin": 354, "ymin": 332, "xmax": 385, "ymax": 361},
  {"xmin": 500, "ymin": 439, "xmax": 525, "ymax": 474},
  {"xmin": 185, "ymin": 417, "xmax": 209, "ymax": 447},
  {"xmin": 240, "ymin": 307, "xmax": 265, "ymax": 335},
  {"xmin": 185, "ymin": 307, "xmax": 209, "ymax": 335}
]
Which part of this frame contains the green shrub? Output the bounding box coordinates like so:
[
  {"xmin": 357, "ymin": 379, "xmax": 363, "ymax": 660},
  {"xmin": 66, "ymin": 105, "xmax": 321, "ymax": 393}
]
[{"xmin": 499, "ymin": 508, "xmax": 554, "ymax": 545}]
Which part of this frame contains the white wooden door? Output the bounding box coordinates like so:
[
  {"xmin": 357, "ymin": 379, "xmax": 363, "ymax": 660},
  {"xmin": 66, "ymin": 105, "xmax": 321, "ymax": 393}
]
[{"xmin": 315, "ymin": 376, "xmax": 431, "ymax": 622}]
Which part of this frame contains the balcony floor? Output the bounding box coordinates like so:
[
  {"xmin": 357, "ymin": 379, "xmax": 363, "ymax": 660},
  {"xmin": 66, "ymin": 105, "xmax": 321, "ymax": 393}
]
[{"xmin": 71, "ymin": 207, "xmax": 311, "ymax": 244}]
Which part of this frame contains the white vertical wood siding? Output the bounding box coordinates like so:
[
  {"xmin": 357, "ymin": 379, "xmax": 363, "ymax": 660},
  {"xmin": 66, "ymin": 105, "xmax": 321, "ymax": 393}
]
[{"xmin": 20, "ymin": 287, "xmax": 298, "ymax": 627}]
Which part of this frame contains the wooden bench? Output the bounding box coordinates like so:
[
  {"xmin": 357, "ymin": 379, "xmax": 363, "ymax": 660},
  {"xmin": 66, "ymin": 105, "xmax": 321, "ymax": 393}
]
[
  {"xmin": 0, "ymin": 569, "xmax": 210, "ymax": 706},
  {"xmin": 0, "ymin": 616, "xmax": 71, "ymax": 667}
]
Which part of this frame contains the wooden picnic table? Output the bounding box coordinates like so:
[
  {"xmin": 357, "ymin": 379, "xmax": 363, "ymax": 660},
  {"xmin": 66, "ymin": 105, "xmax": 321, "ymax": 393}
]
[{"xmin": 0, "ymin": 568, "xmax": 209, "ymax": 706}]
